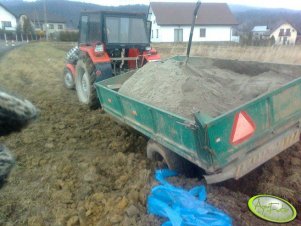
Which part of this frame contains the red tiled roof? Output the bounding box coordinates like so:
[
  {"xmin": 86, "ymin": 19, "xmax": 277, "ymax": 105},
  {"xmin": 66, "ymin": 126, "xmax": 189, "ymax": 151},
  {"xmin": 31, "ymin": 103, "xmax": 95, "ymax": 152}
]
[{"xmin": 149, "ymin": 2, "xmax": 238, "ymax": 26}]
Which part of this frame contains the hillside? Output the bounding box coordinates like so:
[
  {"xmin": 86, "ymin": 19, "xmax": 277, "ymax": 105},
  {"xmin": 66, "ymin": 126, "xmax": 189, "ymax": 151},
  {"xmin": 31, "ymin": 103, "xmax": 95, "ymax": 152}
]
[
  {"xmin": 1, "ymin": 0, "xmax": 301, "ymax": 32},
  {"xmin": 0, "ymin": 0, "xmax": 148, "ymax": 28},
  {"xmin": 231, "ymin": 6, "xmax": 301, "ymax": 32}
]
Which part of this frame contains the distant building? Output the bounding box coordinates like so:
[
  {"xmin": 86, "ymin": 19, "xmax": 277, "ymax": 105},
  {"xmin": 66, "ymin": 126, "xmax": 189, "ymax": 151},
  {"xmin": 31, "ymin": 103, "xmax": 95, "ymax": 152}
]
[
  {"xmin": 0, "ymin": 3, "xmax": 17, "ymax": 31},
  {"xmin": 269, "ymin": 22, "xmax": 299, "ymax": 45},
  {"xmin": 33, "ymin": 18, "xmax": 66, "ymax": 34},
  {"xmin": 251, "ymin": 26, "xmax": 270, "ymax": 40},
  {"xmin": 148, "ymin": 2, "xmax": 238, "ymax": 43}
]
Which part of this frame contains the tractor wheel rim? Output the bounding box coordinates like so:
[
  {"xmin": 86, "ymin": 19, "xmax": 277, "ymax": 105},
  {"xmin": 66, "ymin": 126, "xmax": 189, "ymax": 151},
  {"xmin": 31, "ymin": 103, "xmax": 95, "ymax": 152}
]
[
  {"xmin": 81, "ymin": 73, "xmax": 89, "ymax": 98},
  {"xmin": 65, "ymin": 72, "xmax": 73, "ymax": 86}
]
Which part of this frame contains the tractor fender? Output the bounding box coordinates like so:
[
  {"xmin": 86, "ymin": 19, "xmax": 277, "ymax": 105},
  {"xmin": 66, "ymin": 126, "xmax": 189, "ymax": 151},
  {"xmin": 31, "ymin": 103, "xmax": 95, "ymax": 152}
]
[
  {"xmin": 94, "ymin": 63, "xmax": 113, "ymax": 82},
  {"xmin": 143, "ymin": 48, "xmax": 161, "ymax": 62},
  {"xmin": 66, "ymin": 63, "xmax": 76, "ymax": 78},
  {"xmin": 79, "ymin": 46, "xmax": 111, "ymax": 64}
]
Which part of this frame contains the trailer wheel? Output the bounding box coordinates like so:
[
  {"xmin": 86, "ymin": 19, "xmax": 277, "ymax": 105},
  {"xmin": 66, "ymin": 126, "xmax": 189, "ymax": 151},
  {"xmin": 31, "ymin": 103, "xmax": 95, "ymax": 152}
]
[
  {"xmin": 147, "ymin": 140, "xmax": 198, "ymax": 177},
  {"xmin": 63, "ymin": 67, "xmax": 75, "ymax": 90},
  {"xmin": 75, "ymin": 54, "xmax": 99, "ymax": 109}
]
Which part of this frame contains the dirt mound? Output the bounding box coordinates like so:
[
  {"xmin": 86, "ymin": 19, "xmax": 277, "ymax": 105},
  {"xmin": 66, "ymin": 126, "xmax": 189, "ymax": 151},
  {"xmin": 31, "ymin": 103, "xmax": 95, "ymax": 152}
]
[{"xmin": 119, "ymin": 57, "xmax": 299, "ymax": 119}]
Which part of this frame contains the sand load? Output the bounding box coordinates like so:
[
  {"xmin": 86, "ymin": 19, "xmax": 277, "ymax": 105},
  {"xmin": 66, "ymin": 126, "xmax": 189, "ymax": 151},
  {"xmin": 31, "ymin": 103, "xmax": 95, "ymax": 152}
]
[{"xmin": 119, "ymin": 57, "xmax": 301, "ymax": 120}]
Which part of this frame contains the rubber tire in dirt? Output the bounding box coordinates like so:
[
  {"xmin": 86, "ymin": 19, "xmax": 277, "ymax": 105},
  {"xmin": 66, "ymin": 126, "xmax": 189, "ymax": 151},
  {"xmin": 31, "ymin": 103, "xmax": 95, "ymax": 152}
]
[
  {"xmin": 75, "ymin": 55, "xmax": 99, "ymax": 109},
  {"xmin": 63, "ymin": 67, "xmax": 75, "ymax": 90},
  {"xmin": 0, "ymin": 145, "xmax": 15, "ymax": 187},
  {"xmin": 0, "ymin": 89, "xmax": 37, "ymax": 136},
  {"xmin": 147, "ymin": 140, "xmax": 198, "ymax": 177}
]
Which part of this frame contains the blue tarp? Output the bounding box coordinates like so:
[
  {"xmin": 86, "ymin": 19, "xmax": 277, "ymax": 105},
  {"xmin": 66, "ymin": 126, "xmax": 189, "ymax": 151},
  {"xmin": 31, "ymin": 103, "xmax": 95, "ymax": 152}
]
[{"xmin": 147, "ymin": 169, "xmax": 232, "ymax": 226}]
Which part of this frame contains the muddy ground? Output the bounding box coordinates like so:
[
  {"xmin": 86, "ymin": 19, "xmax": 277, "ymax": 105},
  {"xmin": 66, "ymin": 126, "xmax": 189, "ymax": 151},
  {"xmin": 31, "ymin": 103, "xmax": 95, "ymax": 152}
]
[{"xmin": 0, "ymin": 42, "xmax": 300, "ymax": 226}]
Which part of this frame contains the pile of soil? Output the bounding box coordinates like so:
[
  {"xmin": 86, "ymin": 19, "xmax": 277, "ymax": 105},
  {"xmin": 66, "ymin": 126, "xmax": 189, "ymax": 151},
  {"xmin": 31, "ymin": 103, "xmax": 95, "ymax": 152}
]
[
  {"xmin": 0, "ymin": 43, "xmax": 300, "ymax": 226},
  {"xmin": 119, "ymin": 57, "xmax": 300, "ymax": 119}
]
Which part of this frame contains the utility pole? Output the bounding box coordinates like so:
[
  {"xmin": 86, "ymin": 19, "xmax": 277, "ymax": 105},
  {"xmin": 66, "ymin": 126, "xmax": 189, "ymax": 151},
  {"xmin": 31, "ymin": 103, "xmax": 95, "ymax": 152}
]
[{"xmin": 43, "ymin": 0, "xmax": 48, "ymax": 41}]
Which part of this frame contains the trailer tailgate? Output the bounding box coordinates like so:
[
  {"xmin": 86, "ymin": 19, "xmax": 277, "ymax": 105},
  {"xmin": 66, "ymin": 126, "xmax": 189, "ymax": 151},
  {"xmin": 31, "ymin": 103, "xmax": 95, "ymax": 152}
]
[{"xmin": 197, "ymin": 77, "xmax": 301, "ymax": 181}]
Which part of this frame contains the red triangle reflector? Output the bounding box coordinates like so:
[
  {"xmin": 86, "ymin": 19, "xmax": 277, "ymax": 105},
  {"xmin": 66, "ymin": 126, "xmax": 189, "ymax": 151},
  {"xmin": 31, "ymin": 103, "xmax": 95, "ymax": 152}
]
[{"xmin": 230, "ymin": 111, "xmax": 256, "ymax": 145}]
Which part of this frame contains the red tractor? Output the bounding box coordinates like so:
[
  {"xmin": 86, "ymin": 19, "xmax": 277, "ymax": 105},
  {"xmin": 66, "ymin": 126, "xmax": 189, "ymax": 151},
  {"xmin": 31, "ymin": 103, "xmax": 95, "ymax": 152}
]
[{"xmin": 63, "ymin": 11, "xmax": 160, "ymax": 108}]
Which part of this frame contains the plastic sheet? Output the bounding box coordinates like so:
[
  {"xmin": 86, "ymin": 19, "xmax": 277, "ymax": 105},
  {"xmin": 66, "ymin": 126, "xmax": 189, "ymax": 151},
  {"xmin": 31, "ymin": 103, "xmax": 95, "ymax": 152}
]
[{"xmin": 147, "ymin": 169, "xmax": 232, "ymax": 226}]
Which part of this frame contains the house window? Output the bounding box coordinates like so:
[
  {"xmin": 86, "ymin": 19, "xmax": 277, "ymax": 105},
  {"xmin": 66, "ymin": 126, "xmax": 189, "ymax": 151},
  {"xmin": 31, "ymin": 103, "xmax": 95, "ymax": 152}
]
[
  {"xmin": 156, "ymin": 29, "xmax": 159, "ymax": 38},
  {"xmin": 1, "ymin": 21, "xmax": 12, "ymax": 28},
  {"xmin": 279, "ymin": 28, "xmax": 284, "ymax": 36},
  {"xmin": 58, "ymin": 24, "xmax": 63, "ymax": 30},
  {"xmin": 285, "ymin": 28, "xmax": 291, "ymax": 36},
  {"xmin": 200, "ymin": 28, "xmax": 206, "ymax": 37},
  {"xmin": 49, "ymin": 24, "xmax": 54, "ymax": 29}
]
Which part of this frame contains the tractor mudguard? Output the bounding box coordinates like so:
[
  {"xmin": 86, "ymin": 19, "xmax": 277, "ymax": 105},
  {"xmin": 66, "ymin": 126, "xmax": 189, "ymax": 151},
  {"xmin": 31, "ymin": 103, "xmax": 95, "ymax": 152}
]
[
  {"xmin": 95, "ymin": 63, "xmax": 113, "ymax": 83},
  {"xmin": 66, "ymin": 63, "xmax": 76, "ymax": 78},
  {"xmin": 79, "ymin": 46, "xmax": 111, "ymax": 64}
]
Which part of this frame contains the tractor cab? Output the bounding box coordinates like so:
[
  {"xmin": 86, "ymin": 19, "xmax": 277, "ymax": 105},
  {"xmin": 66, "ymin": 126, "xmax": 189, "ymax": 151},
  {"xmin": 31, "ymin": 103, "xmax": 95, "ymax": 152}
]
[
  {"xmin": 63, "ymin": 10, "xmax": 160, "ymax": 108},
  {"xmin": 78, "ymin": 11, "xmax": 156, "ymax": 73}
]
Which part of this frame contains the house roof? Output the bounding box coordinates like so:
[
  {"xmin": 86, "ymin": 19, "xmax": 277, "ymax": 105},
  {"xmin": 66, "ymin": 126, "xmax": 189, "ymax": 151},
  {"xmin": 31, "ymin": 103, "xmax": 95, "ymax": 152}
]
[
  {"xmin": 0, "ymin": 3, "xmax": 17, "ymax": 18},
  {"xmin": 27, "ymin": 12, "xmax": 66, "ymax": 24},
  {"xmin": 270, "ymin": 21, "xmax": 300, "ymax": 34},
  {"xmin": 252, "ymin": 26, "xmax": 269, "ymax": 32},
  {"xmin": 149, "ymin": 2, "xmax": 238, "ymax": 26}
]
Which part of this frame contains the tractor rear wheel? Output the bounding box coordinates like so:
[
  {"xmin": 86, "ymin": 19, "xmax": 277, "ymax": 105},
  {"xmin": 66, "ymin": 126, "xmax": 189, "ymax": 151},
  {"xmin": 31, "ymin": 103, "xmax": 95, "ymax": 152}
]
[
  {"xmin": 75, "ymin": 54, "xmax": 99, "ymax": 109},
  {"xmin": 63, "ymin": 67, "xmax": 75, "ymax": 89}
]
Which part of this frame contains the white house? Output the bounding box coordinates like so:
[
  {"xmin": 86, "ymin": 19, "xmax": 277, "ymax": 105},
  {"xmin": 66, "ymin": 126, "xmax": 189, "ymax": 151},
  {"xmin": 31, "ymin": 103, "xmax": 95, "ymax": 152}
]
[
  {"xmin": 252, "ymin": 26, "xmax": 270, "ymax": 40},
  {"xmin": 269, "ymin": 22, "xmax": 299, "ymax": 45},
  {"xmin": 35, "ymin": 19, "xmax": 66, "ymax": 34},
  {"xmin": 148, "ymin": 2, "xmax": 238, "ymax": 43},
  {"xmin": 0, "ymin": 3, "xmax": 17, "ymax": 31}
]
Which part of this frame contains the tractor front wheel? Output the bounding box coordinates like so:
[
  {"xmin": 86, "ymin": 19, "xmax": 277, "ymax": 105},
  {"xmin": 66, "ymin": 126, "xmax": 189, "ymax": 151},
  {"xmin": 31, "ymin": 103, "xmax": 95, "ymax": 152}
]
[
  {"xmin": 75, "ymin": 56, "xmax": 99, "ymax": 109},
  {"xmin": 63, "ymin": 67, "xmax": 75, "ymax": 89}
]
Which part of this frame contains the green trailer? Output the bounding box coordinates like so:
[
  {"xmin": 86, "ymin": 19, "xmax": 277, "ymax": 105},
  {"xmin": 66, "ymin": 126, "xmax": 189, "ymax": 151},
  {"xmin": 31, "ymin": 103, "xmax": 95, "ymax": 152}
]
[{"xmin": 95, "ymin": 56, "xmax": 301, "ymax": 184}]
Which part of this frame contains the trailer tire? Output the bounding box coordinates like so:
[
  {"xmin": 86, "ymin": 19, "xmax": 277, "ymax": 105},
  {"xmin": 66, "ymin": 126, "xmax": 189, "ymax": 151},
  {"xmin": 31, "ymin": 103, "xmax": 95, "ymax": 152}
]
[
  {"xmin": 147, "ymin": 140, "xmax": 198, "ymax": 177},
  {"xmin": 63, "ymin": 67, "xmax": 75, "ymax": 90},
  {"xmin": 0, "ymin": 145, "xmax": 15, "ymax": 187},
  {"xmin": 75, "ymin": 54, "xmax": 99, "ymax": 109}
]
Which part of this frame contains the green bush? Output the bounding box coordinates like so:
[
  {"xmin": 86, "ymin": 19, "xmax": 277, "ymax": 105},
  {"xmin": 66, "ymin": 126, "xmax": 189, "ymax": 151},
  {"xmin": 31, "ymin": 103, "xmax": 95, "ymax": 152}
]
[{"xmin": 59, "ymin": 31, "xmax": 79, "ymax": 42}]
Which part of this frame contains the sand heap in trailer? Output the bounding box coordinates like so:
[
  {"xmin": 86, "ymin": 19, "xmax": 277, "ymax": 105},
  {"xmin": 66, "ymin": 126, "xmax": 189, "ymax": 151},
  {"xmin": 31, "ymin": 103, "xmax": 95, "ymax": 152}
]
[{"xmin": 119, "ymin": 57, "xmax": 300, "ymax": 120}]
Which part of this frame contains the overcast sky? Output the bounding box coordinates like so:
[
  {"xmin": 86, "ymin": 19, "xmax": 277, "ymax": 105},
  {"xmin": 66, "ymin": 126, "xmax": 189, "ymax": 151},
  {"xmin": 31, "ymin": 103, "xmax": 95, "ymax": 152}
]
[{"xmin": 63, "ymin": 0, "xmax": 301, "ymax": 10}]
